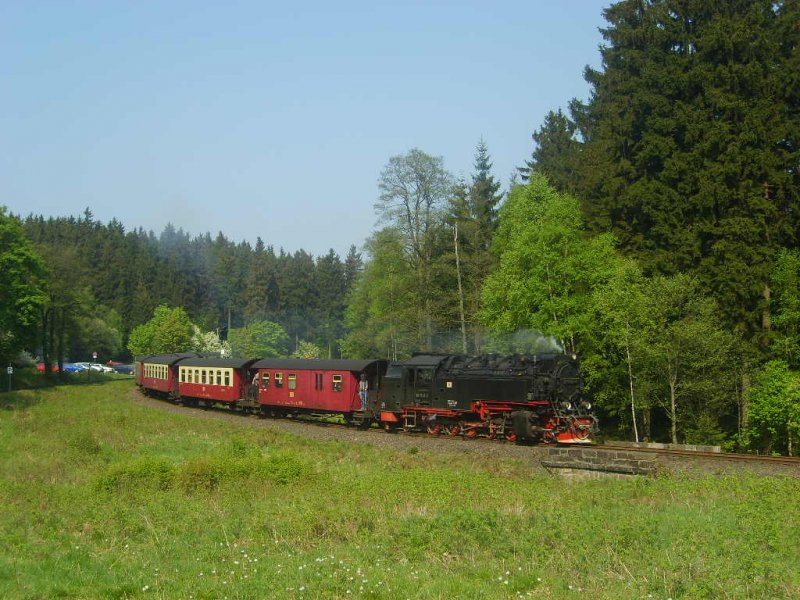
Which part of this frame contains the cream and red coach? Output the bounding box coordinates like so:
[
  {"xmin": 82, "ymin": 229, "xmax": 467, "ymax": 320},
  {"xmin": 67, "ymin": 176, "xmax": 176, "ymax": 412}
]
[
  {"xmin": 250, "ymin": 359, "xmax": 388, "ymax": 417},
  {"xmin": 136, "ymin": 353, "xmax": 198, "ymax": 398},
  {"xmin": 177, "ymin": 357, "xmax": 259, "ymax": 407}
]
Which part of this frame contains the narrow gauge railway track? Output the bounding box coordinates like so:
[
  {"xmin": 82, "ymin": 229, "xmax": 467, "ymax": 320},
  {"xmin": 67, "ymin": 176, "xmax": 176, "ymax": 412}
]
[
  {"xmin": 595, "ymin": 443, "xmax": 800, "ymax": 467},
  {"xmin": 136, "ymin": 391, "xmax": 800, "ymax": 471}
]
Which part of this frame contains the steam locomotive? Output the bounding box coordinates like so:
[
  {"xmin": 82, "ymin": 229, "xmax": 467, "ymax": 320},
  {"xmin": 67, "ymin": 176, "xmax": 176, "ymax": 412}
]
[{"xmin": 136, "ymin": 351, "xmax": 596, "ymax": 444}]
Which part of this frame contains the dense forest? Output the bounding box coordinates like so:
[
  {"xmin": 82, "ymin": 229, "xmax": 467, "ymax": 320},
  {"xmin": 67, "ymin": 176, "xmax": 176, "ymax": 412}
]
[{"xmin": 2, "ymin": 0, "xmax": 798, "ymax": 453}]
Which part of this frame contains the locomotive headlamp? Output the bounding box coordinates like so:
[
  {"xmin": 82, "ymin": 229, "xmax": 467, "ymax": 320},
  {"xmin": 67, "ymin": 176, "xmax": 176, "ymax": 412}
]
[
  {"xmin": 581, "ymin": 401, "xmax": 592, "ymax": 411},
  {"xmin": 562, "ymin": 401, "xmax": 573, "ymax": 411}
]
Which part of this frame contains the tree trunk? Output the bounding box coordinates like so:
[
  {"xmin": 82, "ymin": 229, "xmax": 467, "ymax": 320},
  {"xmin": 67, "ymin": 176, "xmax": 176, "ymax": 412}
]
[
  {"xmin": 625, "ymin": 339, "xmax": 639, "ymax": 442},
  {"xmin": 762, "ymin": 282, "xmax": 771, "ymax": 334},
  {"xmin": 40, "ymin": 308, "xmax": 51, "ymax": 380},
  {"xmin": 57, "ymin": 308, "xmax": 66, "ymax": 373},
  {"xmin": 669, "ymin": 378, "xmax": 678, "ymax": 444}
]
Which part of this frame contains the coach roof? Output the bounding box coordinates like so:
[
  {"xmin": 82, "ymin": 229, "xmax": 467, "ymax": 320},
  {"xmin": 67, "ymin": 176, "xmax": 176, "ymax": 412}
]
[
  {"xmin": 179, "ymin": 357, "xmax": 258, "ymax": 369},
  {"xmin": 140, "ymin": 353, "xmax": 200, "ymax": 365},
  {"xmin": 252, "ymin": 358, "xmax": 384, "ymax": 371}
]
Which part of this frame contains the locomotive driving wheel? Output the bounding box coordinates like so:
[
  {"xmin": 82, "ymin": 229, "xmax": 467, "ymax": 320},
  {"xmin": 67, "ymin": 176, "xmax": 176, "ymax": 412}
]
[
  {"xmin": 446, "ymin": 423, "xmax": 462, "ymax": 436},
  {"xmin": 426, "ymin": 423, "xmax": 442, "ymax": 436}
]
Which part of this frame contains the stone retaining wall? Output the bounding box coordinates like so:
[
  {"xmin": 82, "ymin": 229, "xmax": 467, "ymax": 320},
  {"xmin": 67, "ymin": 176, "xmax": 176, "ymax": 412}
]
[{"xmin": 541, "ymin": 446, "xmax": 658, "ymax": 478}]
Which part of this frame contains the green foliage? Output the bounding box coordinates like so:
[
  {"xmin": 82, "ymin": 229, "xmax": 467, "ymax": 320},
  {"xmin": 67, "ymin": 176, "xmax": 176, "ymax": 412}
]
[
  {"xmin": 190, "ymin": 326, "xmax": 231, "ymax": 355},
  {"xmin": 292, "ymin": 340, "xmax": 322, "ymax": 359},
  {"xmin": 519, "ymin": 108, "xmax": 581, "ymax": 195},
  {"xmin": 127, "ymin": 305, "xmax": 194, "ymax": 356},
  {"xmin": 771, "ymin": 249, "xmax": 800, "ymax": 367},
  {"xmin": 21, "ymin": 214, "xmax": 358, "ymax": 360},
  {"xmin": 227, "ymin": 320, "xmax": 290, "ymax": 358},
  {"xmin": 532, "ymin": 0, "xmax": 800, "ymax": 341},
  {"xmin": 342, "ymin": 228, "xmax": 418, "ymax": 359},
  {"xmin": 0, "ymin": 207, "xmax": 47, "ymax": 364},
  {"xmin": 371, "ymin": 148, "xmax": 454, "ymax": 352},
  {"xmin": 481, "ymin": 175, "xmax": 619, "ymax": 354},
  {"xmin": 638, "ymin": 274, "xmax": 739, "ymax": 444},
  {"xmin": 744, "ymin": 361, "xmax": 800, "ymax": 455}
]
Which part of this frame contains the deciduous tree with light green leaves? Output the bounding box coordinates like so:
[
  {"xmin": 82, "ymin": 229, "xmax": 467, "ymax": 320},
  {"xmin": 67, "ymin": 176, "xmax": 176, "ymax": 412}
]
[
  {"xmin": 342, "ymin": 228, "xmax": 418, "ymax": 360},
  {"xmin": 587, "ymin": 258, "xmax": 651, "ymax": 441},
  {"xmin": 0, "ymin": 207, "xmax": 46, "ymax": 365},
  {"xmin": 744, "ymin": 360, "xmax": 800, "ymax": 456},
  {"xmin": 637, "ymin": 274, "xmax": 739, "ymax": 445},
  {"xmin": 127, "ymin": 305, "xmax": 194, "ymax": 356},
  {"xmin": 227, "ymin": 320, "xmax": 290, "ymax": 359},
  {"xmin": 481, "ymin": 175, "xmax": 619, "ymax": 355}
]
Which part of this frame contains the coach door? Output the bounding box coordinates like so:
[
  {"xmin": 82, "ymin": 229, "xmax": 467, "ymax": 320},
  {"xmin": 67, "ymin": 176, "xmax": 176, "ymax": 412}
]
[{"xmin": 312, "ymin": 371, "xmax": 326, "ymax": 408}]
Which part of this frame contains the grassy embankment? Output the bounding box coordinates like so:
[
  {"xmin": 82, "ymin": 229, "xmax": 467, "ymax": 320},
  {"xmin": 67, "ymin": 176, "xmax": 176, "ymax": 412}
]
[{"xmin": 1, "ymin": 381, "xmax": 798, "ymax": 599}]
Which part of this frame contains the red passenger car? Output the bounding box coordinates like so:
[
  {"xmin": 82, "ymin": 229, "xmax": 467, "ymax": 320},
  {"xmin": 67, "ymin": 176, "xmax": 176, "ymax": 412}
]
[
  {"xmin": 177, "ymin": 357, "xmax": 258, "ymax": 406},
  {"xmin": 250, "ymin": 359, "xmax": 388, "ymax": 417},
  {"xmin": 137, "ymin": 353, "xmax": 198, "ymax": 398}
]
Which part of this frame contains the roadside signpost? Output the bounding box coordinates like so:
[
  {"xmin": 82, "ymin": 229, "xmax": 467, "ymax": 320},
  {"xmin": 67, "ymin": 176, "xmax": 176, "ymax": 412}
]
[{"xmin": 7, "ymin": 365, "xmax": 12, "ymax": 392}]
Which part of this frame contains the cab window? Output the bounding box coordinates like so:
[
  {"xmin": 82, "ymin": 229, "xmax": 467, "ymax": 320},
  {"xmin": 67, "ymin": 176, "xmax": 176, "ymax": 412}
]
[
  {"xmin": 261, "ymin": 372, "xmax": 270, "ymax": 389},
  {"xmin": 275, "ymin": 372, "xmax": 283, "ymax": 388},
  {"xmin": 332, "ymin": 374, "xmax": 343, "ymax": 392},
  {"xmin": 288, "ymin": 373, "xmax": 297, "ymax": 390}
]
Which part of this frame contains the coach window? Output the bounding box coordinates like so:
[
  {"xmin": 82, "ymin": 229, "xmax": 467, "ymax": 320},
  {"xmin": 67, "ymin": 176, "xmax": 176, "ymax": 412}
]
[
  {"xmin": 275, "ymin": 372, "xmax": 283, "ymax": 388},
  {"xmin": 332, "ymin": 374, "xmax": 343, "ymax": 392},
  {"xmin": 201, "ymin": 370, "xmax": 207, "ymax": 384},
  {"xmin": 288, "ymin": 373, "xmax": 297, "ymax": 390},
  {"xmin": 224, "ymin": 370, "xmax": 231, "ymax": 387},
  {"xmin": 180, "ymin": 369, "xmax": 185, "ymax": 383},
  {"xmin": 216, "ymin": 370, "xmax": 222, "ymax": 385}
]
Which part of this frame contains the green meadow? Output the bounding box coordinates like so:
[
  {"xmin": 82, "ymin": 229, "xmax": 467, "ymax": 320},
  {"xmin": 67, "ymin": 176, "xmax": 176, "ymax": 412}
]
[{"xmin": 1, "ymin": 382, "xmax": 798, "ymax": 599}]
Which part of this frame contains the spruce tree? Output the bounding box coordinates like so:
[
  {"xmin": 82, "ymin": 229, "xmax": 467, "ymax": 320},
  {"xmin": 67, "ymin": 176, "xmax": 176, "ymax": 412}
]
[{"xmin": 550, "ymin": 0, "xmax": 800, "ymax": 341}]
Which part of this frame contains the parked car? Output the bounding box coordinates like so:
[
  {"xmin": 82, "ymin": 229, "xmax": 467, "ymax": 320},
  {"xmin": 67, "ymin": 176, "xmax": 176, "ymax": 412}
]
[
  {"xmin": 112, "ymin": 364, "xmax": 135, "ymax": 375},
  {"xmin": 62, "ymin": 363, "xmax": 87, "ymax": 373},
  {"xmin": 90, "ymin": 363, "xmax": 114, "ymax": 373}
]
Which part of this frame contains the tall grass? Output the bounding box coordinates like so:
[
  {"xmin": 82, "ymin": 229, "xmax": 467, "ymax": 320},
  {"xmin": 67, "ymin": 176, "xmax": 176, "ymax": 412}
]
[{"xmin": 0, "ymin": 381, "xmax": 798, "ymax": 599}]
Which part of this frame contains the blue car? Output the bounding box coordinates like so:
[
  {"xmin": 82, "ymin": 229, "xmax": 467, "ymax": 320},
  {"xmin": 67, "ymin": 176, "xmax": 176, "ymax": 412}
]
[
  {"xmin": 62, "ymin": 363, "xmax": 87, "ymax": 373},
  {"xmin": 112, "ymin": 364, "xmax": 134, "ymax": 375}
]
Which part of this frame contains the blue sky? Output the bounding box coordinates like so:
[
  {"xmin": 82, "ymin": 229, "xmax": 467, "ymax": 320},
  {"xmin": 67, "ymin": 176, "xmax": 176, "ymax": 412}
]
[{"xmin": 1, "ymin": 1, "xmax": 609, "ymax": 258}]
